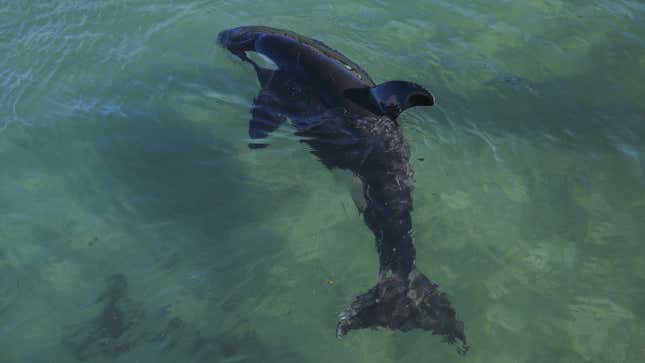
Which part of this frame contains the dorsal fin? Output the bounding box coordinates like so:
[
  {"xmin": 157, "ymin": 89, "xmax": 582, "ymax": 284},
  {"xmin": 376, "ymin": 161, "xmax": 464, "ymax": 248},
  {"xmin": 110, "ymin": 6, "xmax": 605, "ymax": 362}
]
[
  {"xmin": 369, "ymin": 81, "xmax": 435, "ymax": 119},
  {"xmin": 345, "ymin": 81, "xmax": 435, "ymax": 119}
]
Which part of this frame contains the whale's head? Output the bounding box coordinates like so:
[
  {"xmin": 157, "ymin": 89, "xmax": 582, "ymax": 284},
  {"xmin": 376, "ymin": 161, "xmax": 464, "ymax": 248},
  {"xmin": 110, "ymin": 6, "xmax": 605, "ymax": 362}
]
[
  {"xmin": 217, "ymin": 27, "xmax": 258, "ymax": 57},
  {"xmin": 337, "ymin": 269, "xmax": 468, "ymax": 354}
]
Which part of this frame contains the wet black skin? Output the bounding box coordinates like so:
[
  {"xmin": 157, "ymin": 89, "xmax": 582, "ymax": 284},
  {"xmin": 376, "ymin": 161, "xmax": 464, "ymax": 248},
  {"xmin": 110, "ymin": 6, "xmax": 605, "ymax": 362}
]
[{"xmin": 217, "ymin": 26, "xmax": 468, "ymax": 353}]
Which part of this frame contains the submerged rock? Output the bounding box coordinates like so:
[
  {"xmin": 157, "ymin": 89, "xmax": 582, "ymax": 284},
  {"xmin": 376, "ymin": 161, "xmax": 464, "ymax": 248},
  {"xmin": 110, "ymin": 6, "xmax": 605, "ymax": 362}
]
[{"xmin": 63, "ymin": 274, "xmax": 145, "ymax": 361}]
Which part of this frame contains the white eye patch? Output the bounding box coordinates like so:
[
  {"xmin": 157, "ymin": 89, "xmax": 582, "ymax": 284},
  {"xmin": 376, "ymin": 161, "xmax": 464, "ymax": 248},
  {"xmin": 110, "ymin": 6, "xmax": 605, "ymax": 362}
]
[{"xmin": 245, "ymin": 51, "xmax": 279, "ymax": 71}]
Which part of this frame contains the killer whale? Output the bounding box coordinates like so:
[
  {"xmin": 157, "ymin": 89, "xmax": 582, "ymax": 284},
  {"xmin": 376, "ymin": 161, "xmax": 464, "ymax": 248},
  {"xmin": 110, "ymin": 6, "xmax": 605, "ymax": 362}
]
[{"xmin": 217, "ymin": 26, "xmax": 468, "ymax": 353}]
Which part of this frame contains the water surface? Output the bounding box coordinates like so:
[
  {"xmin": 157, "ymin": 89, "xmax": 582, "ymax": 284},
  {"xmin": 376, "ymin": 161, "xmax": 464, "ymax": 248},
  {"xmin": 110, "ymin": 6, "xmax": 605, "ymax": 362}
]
[{"xmin": 1, "ymin": 1, "xmax": 644, "ymax": 362}]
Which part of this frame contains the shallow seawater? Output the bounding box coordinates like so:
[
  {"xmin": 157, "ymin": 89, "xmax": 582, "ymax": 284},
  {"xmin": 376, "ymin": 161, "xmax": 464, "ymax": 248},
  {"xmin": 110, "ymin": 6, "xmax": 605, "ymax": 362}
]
[{"xmin": 1, "ymin": 1, "xmax": 644, "ymax": 362}]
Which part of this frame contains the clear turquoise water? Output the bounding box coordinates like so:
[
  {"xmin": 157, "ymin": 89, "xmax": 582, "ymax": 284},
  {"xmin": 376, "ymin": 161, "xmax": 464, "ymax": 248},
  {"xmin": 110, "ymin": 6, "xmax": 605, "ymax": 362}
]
[{"xmin": 1, "ymin": 1, "xmax": 644, "ymax": 362}]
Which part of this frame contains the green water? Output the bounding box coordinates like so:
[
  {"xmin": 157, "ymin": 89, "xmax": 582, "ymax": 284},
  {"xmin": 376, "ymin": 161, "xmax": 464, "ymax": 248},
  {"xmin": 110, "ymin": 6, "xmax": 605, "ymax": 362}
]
[{"xmin": 1, "ymin": 0, "xmax": 644, "ymax": 362}]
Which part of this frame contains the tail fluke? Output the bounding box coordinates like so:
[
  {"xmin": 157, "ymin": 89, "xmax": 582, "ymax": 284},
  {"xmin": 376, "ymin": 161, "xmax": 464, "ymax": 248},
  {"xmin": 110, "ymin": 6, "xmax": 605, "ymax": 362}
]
[{"xmin": 336, "ymin": 269, "xmax": 468, "ymax": 354}]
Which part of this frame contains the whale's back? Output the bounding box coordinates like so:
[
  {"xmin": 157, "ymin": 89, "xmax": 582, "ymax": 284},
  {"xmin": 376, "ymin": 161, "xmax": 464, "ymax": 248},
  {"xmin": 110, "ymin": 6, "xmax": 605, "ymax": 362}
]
[{"xmin": 218, "ymin": 25, "xmax": 375, "ymax": 87}]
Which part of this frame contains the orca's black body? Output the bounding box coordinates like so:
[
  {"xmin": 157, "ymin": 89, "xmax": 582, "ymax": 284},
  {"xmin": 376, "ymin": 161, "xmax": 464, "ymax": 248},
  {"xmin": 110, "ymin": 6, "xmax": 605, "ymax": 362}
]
[{"xmin": 217, "ymin": 26, "xmax": 467, "ymax": 353}]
